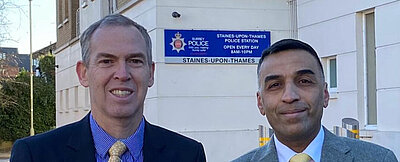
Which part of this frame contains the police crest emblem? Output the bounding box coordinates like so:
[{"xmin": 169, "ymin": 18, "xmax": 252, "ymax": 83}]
[{"xmin": 170, "ymin": 32, "xmax": 186, "ymax": 53}]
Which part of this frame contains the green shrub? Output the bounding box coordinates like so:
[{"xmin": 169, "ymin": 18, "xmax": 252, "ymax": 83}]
[{"xmin": 0, "ymin": 55, "xmax": 55, "ymax": 141}]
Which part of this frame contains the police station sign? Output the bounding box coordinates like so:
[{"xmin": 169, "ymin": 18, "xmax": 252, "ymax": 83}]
[{"xmin": 164, "ymin": 29, "xmax": 270, "ymax": 64}]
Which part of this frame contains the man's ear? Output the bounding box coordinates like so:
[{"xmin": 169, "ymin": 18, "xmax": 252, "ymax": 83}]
[
  {"xmin": 257, "ymin": 91, "xmax": 266, "ymax": 115},
  {"xmin": 76, "ymin": 61, "xmax": 89, "ymax": 87},
  {"xmin": 148, "ymin": 62, "xmax": 155, "ymax": 87},
  {"xmin": 323, "ymin": 82, "xmax": 329, "ymax": 108}
]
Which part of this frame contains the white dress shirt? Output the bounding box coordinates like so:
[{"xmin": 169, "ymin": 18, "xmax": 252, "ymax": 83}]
[{"xmin": 274, "ymin": 125, "xmax": 324, "ymax": 162}]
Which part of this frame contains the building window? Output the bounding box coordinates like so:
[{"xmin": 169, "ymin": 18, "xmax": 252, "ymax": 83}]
[
  {"xmin": 109, "ymin": 0, "xmax": 139, "ymax": 13},
  {"xmin": 64, "ymin": 0, "xmax": 69, "ymax": 20},
  {"xmin": 65, "ymin": 88, "xmax": 69, "ymax": 110},
  {"xmin": 323, "ymin": 56, "xmax": 337, "ymax": 95},
  {"xmin": 60, "ymin": 90, "xmax": 63, "ymax": 111},
  {"xmin": 74, "ymin": 86, "xmax": 78, "ymax": 109},
  {"xmin": 58, "ymin": 0, "xmax": 69, "ymax": 26},
  {"xmin": 327, "ymin": 57, "xmax": 337, "ymax": 91},
  {"xmin": 108, "ymin": 0, "xmax": 114, "ymax": 14},
  {"xmin": 58, "ymin": 0, "xmax": 63, "ymax": 25},
  {"xmin": 116, "ymin": 0, "xmax": 130, "ymax": 10},
  {"xmin": 364, "ymin": 11, "xmax": 377, "ymax": 126}
]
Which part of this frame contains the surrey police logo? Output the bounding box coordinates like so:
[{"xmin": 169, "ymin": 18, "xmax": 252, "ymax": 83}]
[{"xmin": 170, "ymin": 32, "xmax": 186, "ymax": 53}]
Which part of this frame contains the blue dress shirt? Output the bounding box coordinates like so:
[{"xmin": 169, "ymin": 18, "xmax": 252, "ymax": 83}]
[{"xmin": 90, "ymin": 113, "xmax": 144, "ymax": 162}]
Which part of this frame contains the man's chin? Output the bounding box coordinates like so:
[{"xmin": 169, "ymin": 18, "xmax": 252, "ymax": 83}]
[
  {"xmin": 276, "ymin": 125, "xmax": 308, "ymax": 137},
  {"xmin": 107, "ymin": 108, "xmax": 142, "ymax": 119}
]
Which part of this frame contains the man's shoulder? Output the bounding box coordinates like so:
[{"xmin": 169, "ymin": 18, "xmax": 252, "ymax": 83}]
[
  {"xmin": 10, "ymin": 119, "xmax": 87, "ymax": 161},
  {"xmin": 324, "ymin": 130, "xmax": 398, "ymax": 161},
  {"xmin": 144, "ymin": 122, "xmax": 206, "ymax": 161},
  {"xmin": 340, "ymin": 136, "xmax": 396, "ymax": 157},
  {"xmin": 15, "ymin": 120, "xmax": 82, "ymax": 145},
  {"xmin": 232, "ymin": 146, "xmax": 264, "ymax": 162},
  {"xmin": 145, "ymin": 122, "xmax": 202, "ymax": 147}
]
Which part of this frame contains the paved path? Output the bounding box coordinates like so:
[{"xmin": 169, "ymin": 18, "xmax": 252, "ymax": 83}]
[{"xmin": 0, "ymin": 152, "xmax": 10, "ymax": 162}]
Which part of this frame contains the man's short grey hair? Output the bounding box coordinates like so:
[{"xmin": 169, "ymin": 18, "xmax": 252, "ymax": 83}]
[{"xmin": 80, "ymin": 14, "xmax": 152, "ymax": 67}]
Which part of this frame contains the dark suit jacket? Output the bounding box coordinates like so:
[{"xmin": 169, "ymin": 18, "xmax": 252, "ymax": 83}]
[
  {"xmin": 232, "ymin": 127, "xmax": 398, "ymax": 162},
  {"xmin": 10, "ymin": 114, "xmax": 206, "ymax": 162}
]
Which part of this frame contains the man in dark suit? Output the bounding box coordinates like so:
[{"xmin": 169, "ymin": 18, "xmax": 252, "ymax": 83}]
[
  {"xmin": 11, "ymin": 14, "xmax": 206, "ymax": 162},
  {"xmin": 233, "ymin": 39, "xmax": 397, "ymax": 162}
]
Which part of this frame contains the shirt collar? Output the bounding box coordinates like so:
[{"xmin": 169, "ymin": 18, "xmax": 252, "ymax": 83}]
[
  {"xmin": 274, "ymin": 125, "xmax": 324, "ymax": 162},
  {"xmin": 89, "ymin": 113, "xmax": 145, "ymax": 160}
]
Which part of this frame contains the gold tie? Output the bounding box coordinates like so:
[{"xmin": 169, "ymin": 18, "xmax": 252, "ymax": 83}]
[
  {"xmin": 108, "ymin": 141, "xmax": 127, "ymax": 162},
  {"xmin": 289, "ymin": 153, "xmax": 313, "ymax": 162}
]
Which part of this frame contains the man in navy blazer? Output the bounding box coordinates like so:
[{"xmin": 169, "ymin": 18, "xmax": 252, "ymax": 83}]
[
  {"xmin": 11, "ymin": 14, "xmax": 206, "ymax": 162},
  {"xmin": 233, "ymin": 39, "xmax": 397, "ymax": 162}
]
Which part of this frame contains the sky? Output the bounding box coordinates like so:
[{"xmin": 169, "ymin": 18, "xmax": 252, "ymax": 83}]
[{"xmin": 1, "ymin": 0, "xmax": 56, "ymax": 54}]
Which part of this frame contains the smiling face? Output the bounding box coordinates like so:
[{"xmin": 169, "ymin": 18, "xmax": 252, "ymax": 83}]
[
  {"xmin": 76, "ymin": 25, "xmax": 154, "ymax": 121},
  {"xmin": 257, "ymin": 49, "xmax": 329, "ymax": 147}
]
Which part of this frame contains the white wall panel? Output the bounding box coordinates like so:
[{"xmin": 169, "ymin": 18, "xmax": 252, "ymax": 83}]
[
  {"xmin": 377, "ymin": 88, "xmax": 400, "ymax": 131},
  {"xmin": 322, "ymin": 92, "xmax": 358, "ymax": 130},
  {"xmin": 157, "ymin": 64, "xmax": 258, "ymax": 97},
  {"xmin": 337, "ymin": 52, "xmax": 358, "ymax": 92},
  {"xmin": 79, "ymin": 0, "xmax": 103, "ymax": 33},
  {"xmin": 157, "ymin": 6, "xmax": 289, "ymax": 31},
  {"xmin": 156, "ymin": 97, "xmax": 265, "ymax": 131},
  {"xmin": 298, "ymin": 0, "xmax": 397, "ymax": 28},
  {"xmin": 143, "ymin": 98, "xmax": 159, "ymax": 124},
  {"xmin": 123, "ymin": 2, "xmax": 157, "ymax": 31},
  {"xmin": 376, "ymin": 44, "xmax": 400, "ymax": 89},
  {"xmin": 375, "ymin": 1, "xmax": 400, "ymax": 47},
  {"xmin": 299, "ymin": 14, "xmax": 356, "ymax": 57},
  {"xmin": 55, "ymin": 43, "xmax": 81, "ymax": 91},
  {"xmin": 157, "ymin": 0, "xmax": 287, "ymax": 10}
]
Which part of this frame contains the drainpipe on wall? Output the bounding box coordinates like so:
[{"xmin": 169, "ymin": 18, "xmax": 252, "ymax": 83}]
[{"xmin": 287, "ymin": 0, "xmax": 298, "ymax": 39}]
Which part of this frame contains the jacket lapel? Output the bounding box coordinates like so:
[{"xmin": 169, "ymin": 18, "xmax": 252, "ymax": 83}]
[
  {"xmin": 64, "ymin": 113, "xmax": 96, "ymax": 162},
  {"xmin": 143, "ymin": 120, "xmax": 170, "ymax": 162},
  {"xmin": 321, "ymin": 127, "xmax": 353, "ymax": 162},
  {"xmin": 252, "ymin": 138, "xmax": 279, "ymax": 162}
]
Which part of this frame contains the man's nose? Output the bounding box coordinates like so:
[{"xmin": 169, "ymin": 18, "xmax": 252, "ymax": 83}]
[
  {"xmin": 113, "ymin": 62, "xmax": 131, "ymax": 81},
  {"xmin": 281, "ymin": 82, "xmax": 300, "ymax": 103}
]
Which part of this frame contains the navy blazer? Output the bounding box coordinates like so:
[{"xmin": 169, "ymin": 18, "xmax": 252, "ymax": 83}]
[{"xmin": 10, "ymin": 114, "xmax": 206, "ymax": 162}]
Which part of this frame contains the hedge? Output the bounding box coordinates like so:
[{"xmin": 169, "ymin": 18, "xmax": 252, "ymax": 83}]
[{"xmin": 0, "ymin": 55, "xmax": 55, "ymax": 142}]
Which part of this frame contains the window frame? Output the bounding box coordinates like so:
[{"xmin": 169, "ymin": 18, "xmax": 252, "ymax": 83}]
[{"xmin": 322, "ymin": 55, "xmax": 338, "ymax": 99}]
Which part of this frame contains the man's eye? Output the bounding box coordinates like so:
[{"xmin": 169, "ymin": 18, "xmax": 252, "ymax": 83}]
[
  {"xmin": 299, "ymin": 79, "xmax": 313, "ymax": 84},
  {"xmin": 267, "ymin": 82, "xmax": 280, "ymax": 90},
  {"xmin": 99, "ymin": 60, "xmax": 112, "ymax": 64},
  {"xmin": 128, "ymin": 59, "xmax": 144, "ymax": 64}
]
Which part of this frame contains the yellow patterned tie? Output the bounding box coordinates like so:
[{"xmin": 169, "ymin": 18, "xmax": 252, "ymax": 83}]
[
  {"xmin": 289, "ymin": 153, "xmax": 313, "ymax": 162},
  {"xmin": 108, "ymin": 141, "xmax": 127, "ymax": 162}
]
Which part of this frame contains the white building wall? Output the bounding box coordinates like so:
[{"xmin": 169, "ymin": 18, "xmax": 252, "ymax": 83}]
[
  {"xmin": 79, "ymin": 0, "xmax": 109, "ymax": 33},
  {"xmin": 122, "ymin": 1, "xmax": 290, "ymax": 161},
  {"xmin": 56, "ymin": 0, "xmax": 290, "ymax": 161},
  {"xmin": 55, "ymin": 41, "xmax": 90, "ymax": 126},
  {"xmin": 298, "ymin": 0, "xmax": 400, "ymax": 159},
  {"xmin": 56, "ymin": 0, "xmax": 400, "ymax": 160}
]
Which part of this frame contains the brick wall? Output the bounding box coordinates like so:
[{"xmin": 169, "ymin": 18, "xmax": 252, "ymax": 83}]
[{"xmin": 56, "ymin": 0, "xmax": 79, "ymax": 49}]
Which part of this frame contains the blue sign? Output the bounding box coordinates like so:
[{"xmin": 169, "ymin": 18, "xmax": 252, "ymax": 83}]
[{"xmin": 164, "ymin": 29, "xmax": 270, "ymax": 64}]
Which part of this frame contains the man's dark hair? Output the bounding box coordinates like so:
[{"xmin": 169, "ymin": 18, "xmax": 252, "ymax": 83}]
[{"xmin": 257, "ymin": 39, "xmax": 324, "ymax": 79}]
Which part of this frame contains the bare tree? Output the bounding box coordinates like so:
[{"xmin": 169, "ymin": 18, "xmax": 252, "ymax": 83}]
[
  {"xmin": 0, "ymin": 0, "xmax": 24, "ymax": 79},
  {"xmin": 0, "ymin": 0, "xmax": 23, "ymax": 44}
]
